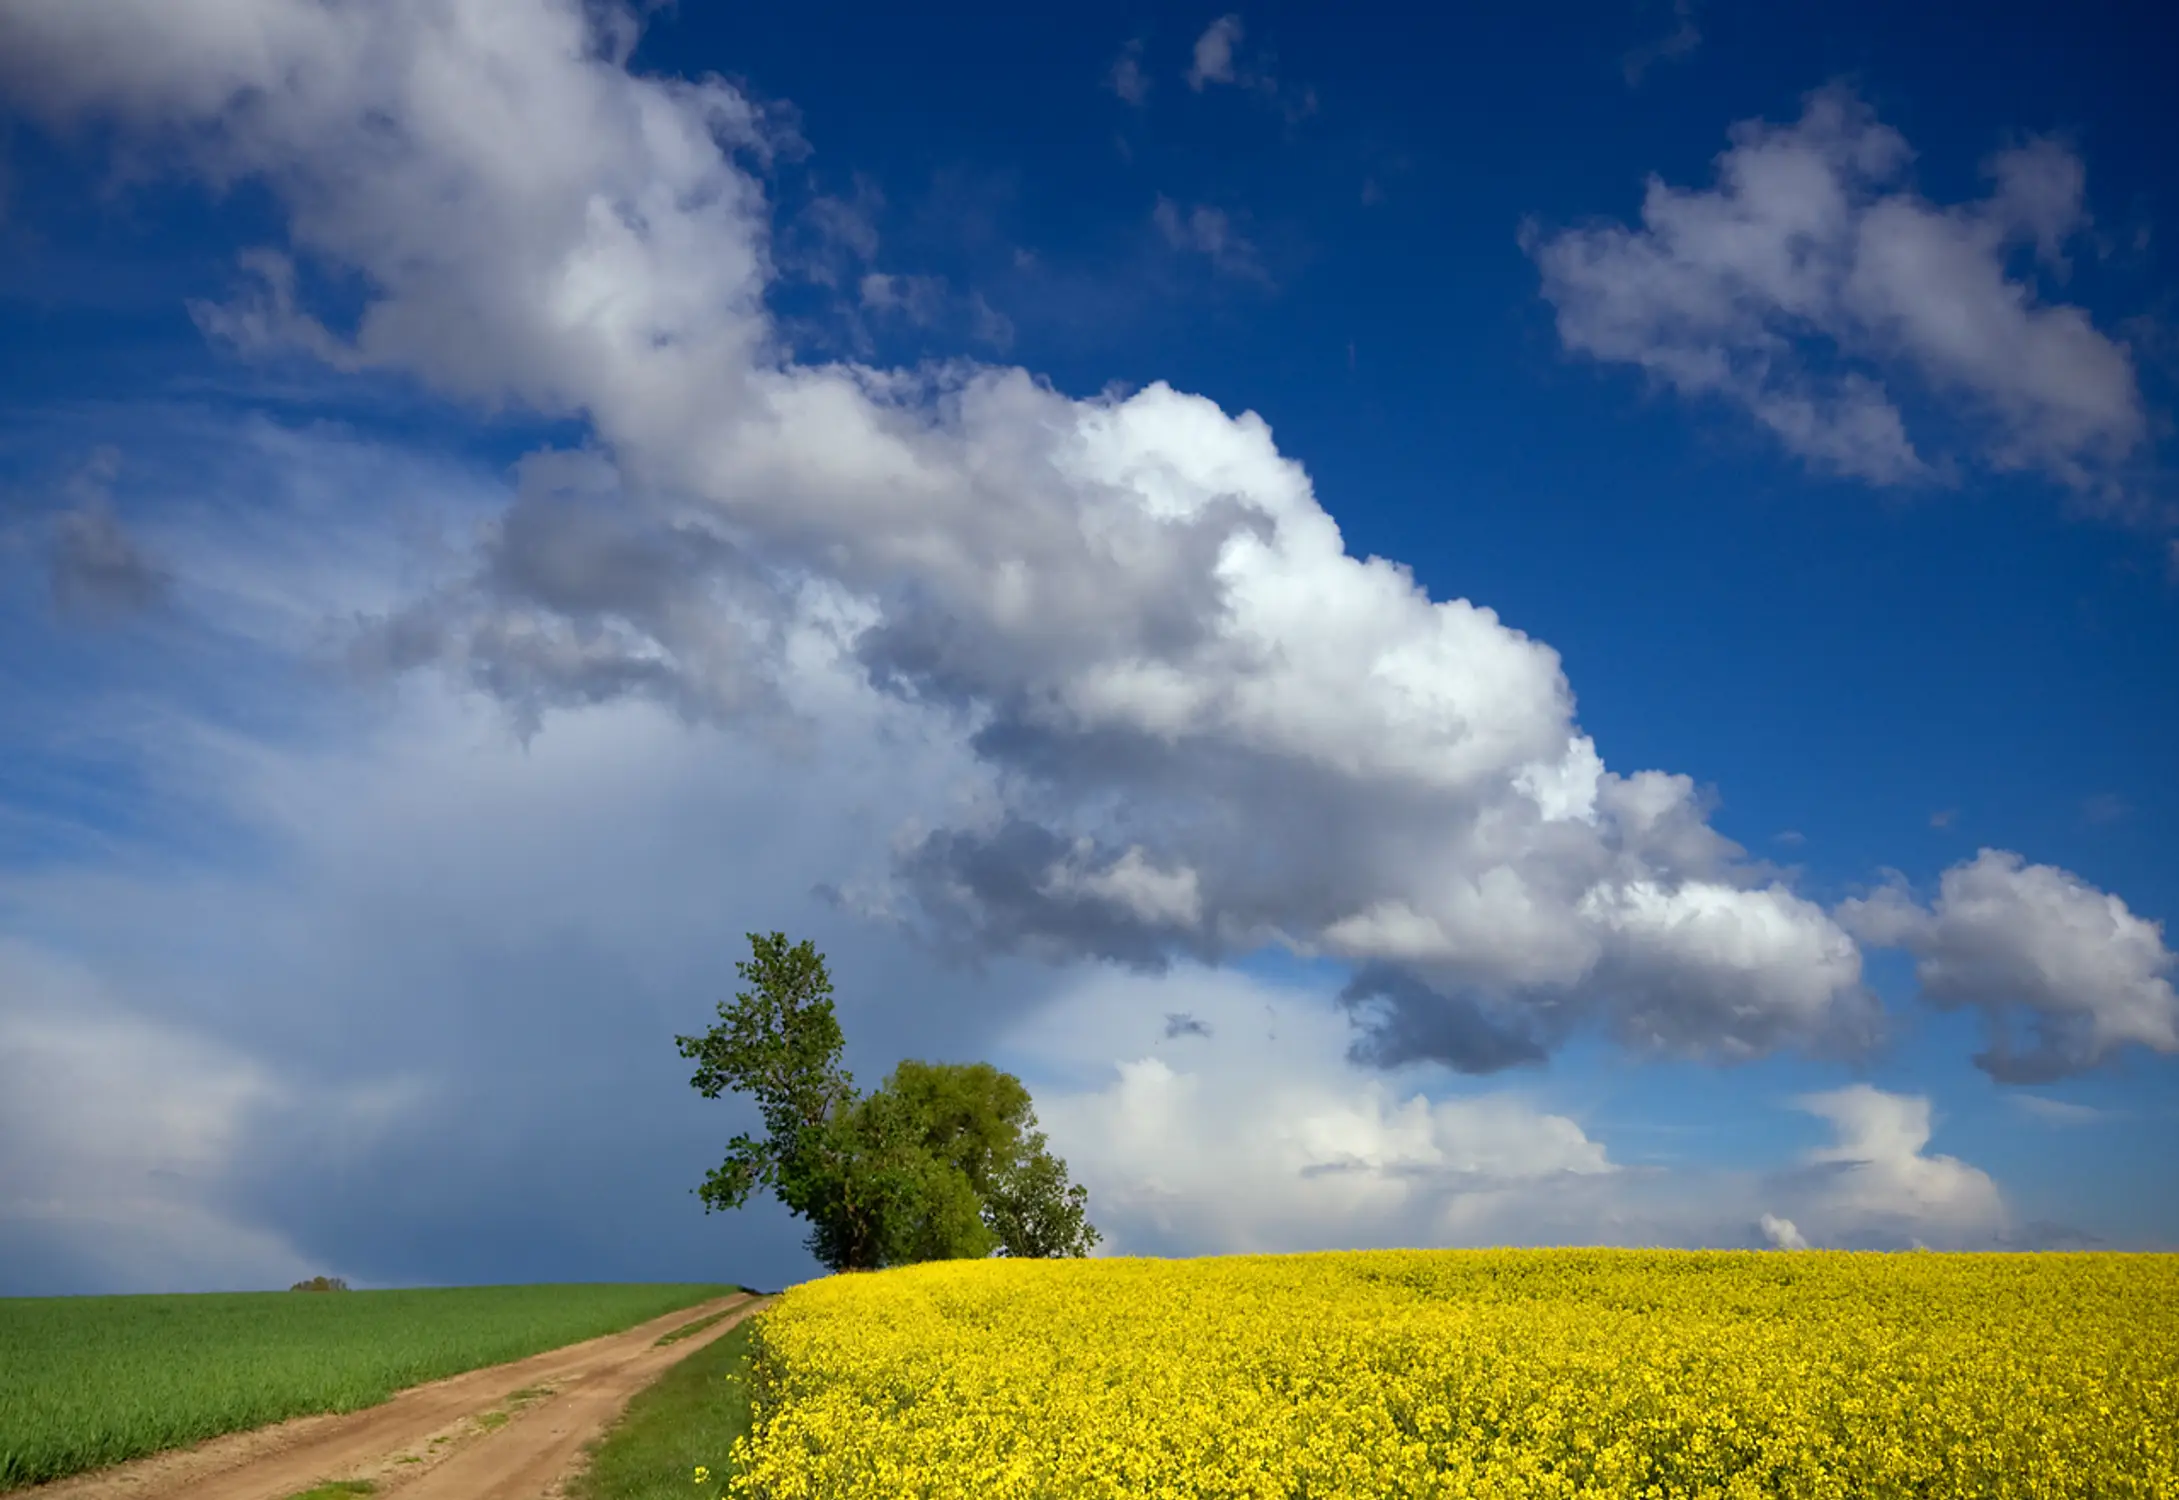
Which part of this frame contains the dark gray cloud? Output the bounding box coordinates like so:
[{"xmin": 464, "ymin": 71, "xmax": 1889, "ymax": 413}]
[
  {"xmin": 349, "ymin": 450, "xmax": 794, "ymax": 739},
  {"xmin": 1338, "ymin": 962, "xmax": 1553, "ymax": 1073},
  {"xmin": 897, "ymin": 818, "xmax": 1211, "ymax": 974},
  {"xmin": 1163, "ymin": 1011, "xmax": 1211, "ymax": 1039}
]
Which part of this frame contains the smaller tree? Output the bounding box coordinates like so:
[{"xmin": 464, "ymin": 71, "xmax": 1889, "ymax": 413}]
[
  {"xmin": 872, "ymin": 1059, "xmax": 1099, "ymax": 1259},
  {"xmin": 677, "ymin": 933, "xmax": 1100, "ymax": 1270},
  {"xmin": 984, "ymin": 1133, "xmax": 1101, "ymax": 1259}
]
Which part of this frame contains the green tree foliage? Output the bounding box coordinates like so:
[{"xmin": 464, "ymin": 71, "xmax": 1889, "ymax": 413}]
[{"xmin": 676, "ymin": 933, "xmax": 1101, "ymax": 1271}]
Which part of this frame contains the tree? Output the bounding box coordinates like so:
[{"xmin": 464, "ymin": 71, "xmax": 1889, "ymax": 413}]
[
  {"xmin": 676, "ymin": 932, "xmax": 1101, "ymax": 1270},
  {"xmin": 868, "ymin": 1060, "xmax": 1099, "ymax": 1259}
]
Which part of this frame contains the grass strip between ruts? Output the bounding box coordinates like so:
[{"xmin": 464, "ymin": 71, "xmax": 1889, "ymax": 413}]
[
  {"xmin": 653, "ymin": 1307, "xmax": 738, "ymax": 1347},
  {"xmin": 572, "ymin": 1314, "xmax": 762, "ymax": 1500}
]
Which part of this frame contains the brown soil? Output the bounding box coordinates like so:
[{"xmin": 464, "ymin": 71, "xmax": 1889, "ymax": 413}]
[{"xmin": 29, "ymin": 1293, "xmax": 769, "ymax": 1500}]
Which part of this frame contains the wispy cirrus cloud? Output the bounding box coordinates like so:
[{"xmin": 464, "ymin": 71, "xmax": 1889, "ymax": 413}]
[
  {"xmin": 2008, "ymin": 1094, "xmax": 2108, "ymax": 1126},
  {"xmin": 1622, "ymin": 0, "xmax": 1701, "ymax": 86}
]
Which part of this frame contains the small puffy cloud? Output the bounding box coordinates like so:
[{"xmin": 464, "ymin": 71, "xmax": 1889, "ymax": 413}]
[
  {"xmin": 1152, "ymin": 197, "xmax": 1269, "ymax": 283},
  {"xmin": 1181, "ymin": 13, "xmax": 1314, "ymax": 121},
  {"xmin": 1527, "ymin": 85, "xmax": 2145, "ymax": 496},
  {"xmin": 1780, "ymin": 1085, "xmax": 2005, "ymax": 1247},
  {"xmin": 1108, "ymin": 39, "xmax": 1149, "ymax": 107},
  {"xmin": 1841, "ymin": 849, "xmax": 2179, "ymax": 1082},
  {"xmin": 1758, "ymin": 1211, "xmax": 1808, "ymax": 1249},
  {"xmin": 1186, "ymin": 15, "xmax": 1244, "ymax": 91},
  {"xmin": 1164, "ymin": 1011, "xmax": 1213, "ymax": 1039}
]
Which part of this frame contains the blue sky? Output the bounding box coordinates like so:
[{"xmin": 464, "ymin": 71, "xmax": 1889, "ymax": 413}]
[{"xmin": 0, "ymin": 0, "xmax": 2173, "ymax": 1295}]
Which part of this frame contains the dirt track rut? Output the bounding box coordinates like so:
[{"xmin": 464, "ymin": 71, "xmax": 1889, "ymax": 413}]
[{"xmin": 32, "ymin": 1293, "xmax": 767, "ymax": 1500}]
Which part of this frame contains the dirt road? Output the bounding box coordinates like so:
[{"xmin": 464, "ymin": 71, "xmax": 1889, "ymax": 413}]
[{"xmin": 32, "ymin": 1293, "xmax": 768, "ymax": 1500}]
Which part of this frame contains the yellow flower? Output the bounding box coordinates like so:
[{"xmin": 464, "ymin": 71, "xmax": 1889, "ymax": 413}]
[
  {"xmin": 727, "ymin": 1250, "xmax": 2179, "ymax": 1499},
  {"xmin": 692, "ymin": 1463, "xmax": 710, "ymax": 1484}
]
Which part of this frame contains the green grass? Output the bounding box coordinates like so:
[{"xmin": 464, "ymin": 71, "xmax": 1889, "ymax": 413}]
[
  {"xmin": 0, "ymin": 1283, "xmax": 738, "ymax": 1492},
  {"xmin": 653, "ymin": 1307, "xmax": 739, "ymax": 1347},
  {"xmin": 572, "ymin": 1315, "xmax": 763, "ymax": 1500},
  {"xmin": 285, "ymin": 1483, "xmax": 377, "ymax": 1500}
]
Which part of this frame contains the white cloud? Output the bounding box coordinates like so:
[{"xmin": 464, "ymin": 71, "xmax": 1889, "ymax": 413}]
[
  {"xmin": 1526, "ymin": 85, "xmax": 2145, "ymax": 494},
  {"xmin": 1758, "ymin": 1211, "xmax": 1807, "ymax": 1249},
  {"xmin": 1041, "ymin": 842, "xmax": 1205, "ymax": 928},
  {"xmin": 1108, "ymin": 39, "xmax": 1149, "ymax": 107},
  {"xmin": 1841, "ymin": 849, "xmax": 2179, "ymax": 1081},
  {"xmin": 1186, "ymin": 15, "xmax": 1244, "ymax": 91},
  {"xmin": 1786, "ymin": 1084, "xmax": 2005, "ymax": 1245},
  {"xmin": 1179, "ymin": 13, "xmax": 1313, "ymax": 120},
  {"xmin": 1151, "ymin": 196, "xmax": 1268, "ymax": 283},
  {"xmin": 1580, "ymin": 878, "xmax": 1875, "ymax": 1061},
  {"xmin": 0, "ymin": 414, "xmax": 1027, "ymax": 1292},
  {"xmin": 0, "ymin": 0, "xmax": 1898, "ymax": 1088},
  {"xmin": 1009, "ymin": 966, "xmax": 1618, "ymax": 1255},
  {"xmin": 1010, "ymin": 966, "xmax": 2003, "ymax": 1254},
  {"xmin": 0, "ymin": 940, "xmax": 414, "ymax": 1291},
  {"xmin": 2007, "ymin": 1094, "xmax": 2106, "ymax": 1126}
]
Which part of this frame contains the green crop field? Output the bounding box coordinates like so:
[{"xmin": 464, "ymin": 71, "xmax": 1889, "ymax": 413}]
[{"xmin": 0, "ymin": 1282, "xmax": 739, "ymax": 1492}]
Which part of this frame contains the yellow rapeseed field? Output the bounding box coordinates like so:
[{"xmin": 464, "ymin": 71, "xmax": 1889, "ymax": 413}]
[{"xmin": 728, "ymin": 1249, "xmax": 2179, "ymax": 1499}]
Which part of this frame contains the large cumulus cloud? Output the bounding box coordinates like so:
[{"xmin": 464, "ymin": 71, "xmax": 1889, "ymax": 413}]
[
  {"xmin": 0, "ymin": 0, "xmax": 1895, "ymax": 1075},
  {"xmin": 0, "ymin": 0, "xmax": 2170, "ymax": 1294}
]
